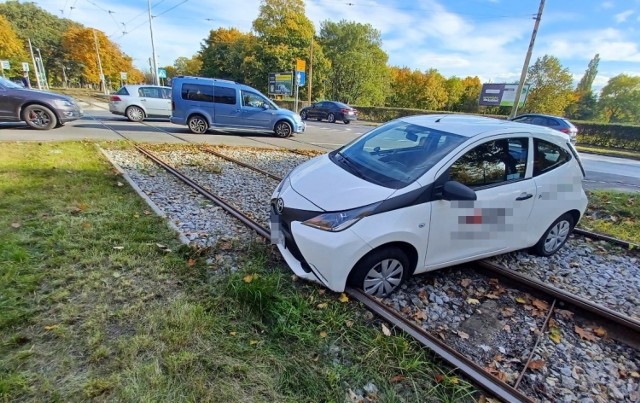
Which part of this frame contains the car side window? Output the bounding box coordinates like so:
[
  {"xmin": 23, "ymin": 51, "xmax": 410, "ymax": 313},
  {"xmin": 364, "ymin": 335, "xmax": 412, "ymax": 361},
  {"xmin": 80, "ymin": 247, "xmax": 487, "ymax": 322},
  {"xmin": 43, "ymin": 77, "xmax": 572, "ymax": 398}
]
[
  {"xmin": 161, "ymin": 88, "xmax": 171, "ymax": 99},
  {"xmin": 533, "ymin": 138, "xmax": 570, "ymax": 176},
  {"xmin": 181, "ymin": 84, "xmax": 214, "ymax": 102},
  {"xmin": 116, "ymin": 87, "xmax": 129, "ymax": 96},
  {"xmin": 449, "ymin": 138, "xmax": 528, "ymax": 188},
  {"xmin": 241, "ymin": 91, "xmax": 268, "ymax": 108},
  {"xmin": 141, "ymin": 87, "xmax": 162, "ymax": 98},
  {"xmin": 214, "ymin": 86, "xmax": 236, "ymax": 105}
]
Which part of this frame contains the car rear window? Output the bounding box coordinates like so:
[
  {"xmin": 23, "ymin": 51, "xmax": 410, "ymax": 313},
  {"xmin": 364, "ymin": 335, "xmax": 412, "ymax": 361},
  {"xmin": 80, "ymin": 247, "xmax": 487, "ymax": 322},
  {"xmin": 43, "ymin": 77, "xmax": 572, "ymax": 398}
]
[
  {"xmin": 115, "ymin": 87, "xmax": 129, "ymax": 95},
  {"xmin": 533, "ymin": 138, "xmax": 570, "ymax": 176}
]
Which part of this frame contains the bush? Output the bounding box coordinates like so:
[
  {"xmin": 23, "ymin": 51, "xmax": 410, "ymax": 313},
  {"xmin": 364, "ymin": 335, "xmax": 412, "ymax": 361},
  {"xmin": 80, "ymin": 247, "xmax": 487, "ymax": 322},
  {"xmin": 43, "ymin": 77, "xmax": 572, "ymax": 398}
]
[{"xmin": 574, "ymin": 121, "xmax": 640, "ymax": 151}]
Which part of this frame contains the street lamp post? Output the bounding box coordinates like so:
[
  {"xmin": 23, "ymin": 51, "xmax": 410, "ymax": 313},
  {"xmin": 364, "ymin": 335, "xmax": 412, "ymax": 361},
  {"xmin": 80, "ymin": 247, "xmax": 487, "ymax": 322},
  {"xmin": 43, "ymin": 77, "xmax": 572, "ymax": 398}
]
[{"xmin": 148, "ymin": 0, "xmax": 159, "ymax": 85}]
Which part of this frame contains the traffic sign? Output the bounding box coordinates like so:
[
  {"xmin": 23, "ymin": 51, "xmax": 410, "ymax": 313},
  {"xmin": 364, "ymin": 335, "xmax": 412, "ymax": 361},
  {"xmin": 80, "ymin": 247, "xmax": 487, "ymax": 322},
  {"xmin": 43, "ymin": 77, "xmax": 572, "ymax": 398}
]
[
  {"xmin": 1, "ymin": 60, "xmax": 10, "ymax": 70},
  {"xmin": 120, "ymin": 71, "xmax": 128, "ymax": 80},
  {"xmin": 296, "ymin": 71, "xmax": 306, "ymax": 86},
  {"xmin": 157, "ymin": 68, "xmax": 167, "ymax": 79},
  {"xmin": 22, "ymin": 62, "xmax": 29, "ymax": 72},
  {"xmin": 296, "ymin": 59, "xmax": 306, "ymax": 72}
]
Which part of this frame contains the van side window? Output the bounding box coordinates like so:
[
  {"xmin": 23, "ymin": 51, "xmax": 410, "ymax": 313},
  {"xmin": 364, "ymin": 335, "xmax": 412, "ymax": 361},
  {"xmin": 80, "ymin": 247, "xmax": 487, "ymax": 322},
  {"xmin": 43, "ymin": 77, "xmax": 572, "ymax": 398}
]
[
  {"xmin": 241, "ymin": 91, "xmax": 268, "ymax": 108},
  {"xmin": 181, "ymin": 84, "xmax": 213, "ymax": 102},
  {"xmin": 533, "ymin": 138, "xmax": 570, "ymax": 176},
  {"xmin": 214, "ymin": 86, "xmax": 236, "ymax": 105},
  {"xmin": 449, "ymin": 138, "xmax": 528, "ymax": 188}
]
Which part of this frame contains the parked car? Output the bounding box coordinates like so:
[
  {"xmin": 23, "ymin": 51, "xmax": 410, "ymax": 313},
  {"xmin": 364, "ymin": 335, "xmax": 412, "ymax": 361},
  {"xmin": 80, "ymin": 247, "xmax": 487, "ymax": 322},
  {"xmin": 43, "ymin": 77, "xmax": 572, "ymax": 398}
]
[
  {"xmin": 0, "ymin": 77, "xmax": 83, "ymax": 130},
  {"xmin": 299, "ymin": 101, "xmax": 358, "ymax": 124},
  {"xmin": 511, "ymin": 113, "xmax": 577, "ymax": 144},
  {"xmin": 108, "ymin": 85, "xmax": 172, "ymax": 122},
  {"xmin": 170, "ymin": 76, "xmax": 305, "ymax": 137},
  {"xmin": 270, "ymin": 114, "xmax": 587, "ymax": 297}
]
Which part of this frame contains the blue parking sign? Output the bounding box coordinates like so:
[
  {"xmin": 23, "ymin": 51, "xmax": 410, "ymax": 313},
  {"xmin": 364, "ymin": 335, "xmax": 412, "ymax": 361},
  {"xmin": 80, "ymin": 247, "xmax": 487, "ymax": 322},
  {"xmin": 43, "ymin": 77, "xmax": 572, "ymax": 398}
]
[{"xmin": 296, "ymin": 71, "xmax": 305, "ymax": 86}]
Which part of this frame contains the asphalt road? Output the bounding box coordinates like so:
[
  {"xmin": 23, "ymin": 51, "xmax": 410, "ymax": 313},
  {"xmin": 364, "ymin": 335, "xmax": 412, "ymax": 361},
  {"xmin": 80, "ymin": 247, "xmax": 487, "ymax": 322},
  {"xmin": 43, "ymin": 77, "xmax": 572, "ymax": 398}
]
[{"xmin": 1, "ymin": 102, "xmax": 638, "ymax": 193}]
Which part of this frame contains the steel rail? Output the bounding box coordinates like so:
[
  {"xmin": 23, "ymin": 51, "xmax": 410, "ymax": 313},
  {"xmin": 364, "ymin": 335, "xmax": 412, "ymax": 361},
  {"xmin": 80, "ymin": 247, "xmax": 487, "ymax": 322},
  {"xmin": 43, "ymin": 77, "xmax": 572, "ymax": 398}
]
[
  {"xmin": 573, "ymin": 228, "xmax": 638, "ymax": 250},
  {"xmin": 199, "ymin": 146, "xmax": 282, "ymax": 181},
  {"xmin": 346, "ymin": 287, "xmax": 534, "ymax": 403},
  {"xmin": 476, "ymin": 260, "xmax": 640, "ymax": 333}
]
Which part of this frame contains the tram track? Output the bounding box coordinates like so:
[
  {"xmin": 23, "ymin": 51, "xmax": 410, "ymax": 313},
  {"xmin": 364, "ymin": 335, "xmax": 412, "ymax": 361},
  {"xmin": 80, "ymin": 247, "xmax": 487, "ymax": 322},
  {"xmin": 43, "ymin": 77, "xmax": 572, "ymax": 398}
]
[{"xmin": 91, "ymin": 113, "xmax": 639, "ymax": 402}]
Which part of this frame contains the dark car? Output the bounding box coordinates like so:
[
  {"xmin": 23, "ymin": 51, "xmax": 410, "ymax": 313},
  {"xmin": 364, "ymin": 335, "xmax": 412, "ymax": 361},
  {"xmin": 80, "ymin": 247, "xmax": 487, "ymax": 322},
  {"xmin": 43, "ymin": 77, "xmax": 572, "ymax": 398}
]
[
  {"xmin": 300, "ymin": 101, "xmax": 358, "ymax": 124},
  {"xmin": 0, "ymin": 77, "xmax": 83, "ymax": 130},
  {"xmin": 510, "ymin": 113, "xmax": 577, "ymax": 144}
]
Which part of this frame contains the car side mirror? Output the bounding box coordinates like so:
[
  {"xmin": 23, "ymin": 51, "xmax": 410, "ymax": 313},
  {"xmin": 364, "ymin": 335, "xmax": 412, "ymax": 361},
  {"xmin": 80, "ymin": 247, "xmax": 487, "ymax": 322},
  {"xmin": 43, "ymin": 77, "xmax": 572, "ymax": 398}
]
[{"xmin": 442, "ymin": 180, "xmax": 477, "ymax": 201}]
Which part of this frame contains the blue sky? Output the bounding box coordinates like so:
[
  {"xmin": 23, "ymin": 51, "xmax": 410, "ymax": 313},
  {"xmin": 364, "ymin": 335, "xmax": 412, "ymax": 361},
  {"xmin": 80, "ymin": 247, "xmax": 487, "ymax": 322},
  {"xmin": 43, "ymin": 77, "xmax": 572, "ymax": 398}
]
[{"xmin": 28, "ymin": 0, "xmax": 640, "ymax": 91}]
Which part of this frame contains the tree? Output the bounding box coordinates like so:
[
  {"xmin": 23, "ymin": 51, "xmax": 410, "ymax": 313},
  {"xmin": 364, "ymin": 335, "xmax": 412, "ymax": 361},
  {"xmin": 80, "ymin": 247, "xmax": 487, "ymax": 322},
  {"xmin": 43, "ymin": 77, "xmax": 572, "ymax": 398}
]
[
  {"xmin": 458, "ymin": 76, "xmax": 482, "ymax": 112},
  {"xmin": 319, "ymin": 20, "xmax": 389, "ymax": 105},
  {"xmin": 173, "ymin": 56, "xmax": 202, "ymax": 76},
  {"xmin": 598, "ymin": 74, "xmax": 640, "ymax": 123},
  {"xmin": 444, "ymin": 77, "xmax": 464, "ymax": 111},
  {"xmin": 521, "ymin": 55, "xmax": 574, "ymax": 115},
  {"xmin": 567, "ymin": 54, "xmax": 600, "ymax": 120},
  {"xmin": 386, "ymin": 67, "xmax": 447, "ymax": 110},
  {"xmin": 200, "ymin": 28, "xmax": 256, "ymax": 82},
  {"xmin": 0, "ymin": 14, "xmax": 29, "ymax": 76}
]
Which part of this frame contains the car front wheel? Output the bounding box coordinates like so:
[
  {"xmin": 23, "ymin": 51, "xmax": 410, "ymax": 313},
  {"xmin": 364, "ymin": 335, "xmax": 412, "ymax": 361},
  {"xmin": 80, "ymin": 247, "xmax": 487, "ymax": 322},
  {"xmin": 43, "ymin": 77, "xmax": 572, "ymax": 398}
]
[
  {"xmin": 327, "ymin": 113, "xmax": 336, "ymax": 123},
  {"xmin": 188, "ymin": 115, "xmax": 208, "ymax": 134},
  {"xmin": 532, "ymin": 213, "xmax": 575, "ymax": 256},
  {"xmin": 343, "ymin": 119, "xmax": 350, "ymax": 124},
  {"xmin": 274, "ymin": 120, "xmax": 292, "ymax": 138},
  {"xmin": 348, "ymin": 247, "xmax": 410, "ymax": 297},
  {"xmin": 300, "ymin": 111, "xmax": 307, "ymax": 120},
  {"xmin": 23, "ymin": 104, "xmax": 58, "ymax": 130}
]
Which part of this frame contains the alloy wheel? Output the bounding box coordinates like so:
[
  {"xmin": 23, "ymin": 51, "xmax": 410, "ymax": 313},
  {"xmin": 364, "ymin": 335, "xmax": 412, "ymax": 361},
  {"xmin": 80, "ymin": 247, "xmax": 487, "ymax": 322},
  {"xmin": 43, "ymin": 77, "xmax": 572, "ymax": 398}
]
[{"xmin": 543, "ymin": 219, "xmax": 571, "ymax": 254}]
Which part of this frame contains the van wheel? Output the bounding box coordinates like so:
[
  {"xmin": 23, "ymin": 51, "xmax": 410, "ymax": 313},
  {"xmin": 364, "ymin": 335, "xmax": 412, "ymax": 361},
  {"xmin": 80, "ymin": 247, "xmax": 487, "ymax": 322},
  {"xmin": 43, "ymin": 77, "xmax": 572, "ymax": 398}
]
[
  {"xmin": 532, "ymin": 213, "xmax": 575, "ymax": 256},
  {"xmin": 274, "ymin": 121, "xmax": 292, "ymax": 138},
  {"xmin": 300, "ymin": 111, "xmax": 307, "ymax": 120},
  {"xmin": 327, "ymin": 113, "xmax": 336, "ymax": 123},
  {"xmin": 126, "ymin": 106, "xmax": 144, "ymax": 122},
  {"xmin": 23, "ymin": 104, "xmax": 57, "ymax": 130},
  {"xmin": 348, "ymin": 247, "xmax": 409, "ymax": 297},
  {"xmin": 188, "ymin": 115, "xmax": 208, "ymax": 134}
]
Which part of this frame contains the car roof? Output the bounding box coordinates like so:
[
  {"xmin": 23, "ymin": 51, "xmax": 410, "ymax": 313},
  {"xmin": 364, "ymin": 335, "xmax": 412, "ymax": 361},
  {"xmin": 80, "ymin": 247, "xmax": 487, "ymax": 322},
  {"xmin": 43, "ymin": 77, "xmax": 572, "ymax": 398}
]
[
  {"xmin": 122, "ymin": 84, "xmax": 171, "ymax": 90},
  {"xmin": 399, "ymin": 114, "xmax": 568, "ymax": 141}
]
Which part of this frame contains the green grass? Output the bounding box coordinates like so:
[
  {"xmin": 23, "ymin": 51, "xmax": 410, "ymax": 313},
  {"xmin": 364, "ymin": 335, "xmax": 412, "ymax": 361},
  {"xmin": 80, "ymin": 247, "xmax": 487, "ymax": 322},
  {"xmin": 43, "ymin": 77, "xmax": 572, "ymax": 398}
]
[
  {"xmin": 0, "ymin": 142, "xmax": 476, "ymax": 402},
  {"xmin": 580, "ymin": 190, "xmax": 640, "ymax": 245},
  {"xmin": 576, "ymin": 145, "xmax": 640, "ymax": 161}
]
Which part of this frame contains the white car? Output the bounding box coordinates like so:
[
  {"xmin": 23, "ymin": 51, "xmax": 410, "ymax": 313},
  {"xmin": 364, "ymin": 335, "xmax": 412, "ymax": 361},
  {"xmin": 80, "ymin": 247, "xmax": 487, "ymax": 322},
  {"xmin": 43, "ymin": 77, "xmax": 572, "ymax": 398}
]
[
  {"xmin": 109, "ymin": 85, "xmax": 171, "ymax": 122},
  {"xmin": 270, "ymin": 114, "xmax": 588, "ymax": 297}
]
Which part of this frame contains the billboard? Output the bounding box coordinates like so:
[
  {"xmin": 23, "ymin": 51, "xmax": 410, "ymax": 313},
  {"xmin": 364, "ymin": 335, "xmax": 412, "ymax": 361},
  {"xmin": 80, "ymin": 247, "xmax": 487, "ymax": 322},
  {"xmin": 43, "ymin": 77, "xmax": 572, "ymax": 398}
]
[
  {"xmin": 479, "ymin": 83, "xmax": 530, "ymax": 107},
  {"xmin": 268, "ymin": 72, "xmax": 293, "ymax": 96}
]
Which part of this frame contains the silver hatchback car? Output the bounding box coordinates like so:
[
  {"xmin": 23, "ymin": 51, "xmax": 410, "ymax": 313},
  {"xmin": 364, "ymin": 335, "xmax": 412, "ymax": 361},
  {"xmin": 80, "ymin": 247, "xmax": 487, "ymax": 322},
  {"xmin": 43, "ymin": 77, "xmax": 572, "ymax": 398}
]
[{"xmin": 109, "ymin": 85, "xmax": 171, "ymax": 122}]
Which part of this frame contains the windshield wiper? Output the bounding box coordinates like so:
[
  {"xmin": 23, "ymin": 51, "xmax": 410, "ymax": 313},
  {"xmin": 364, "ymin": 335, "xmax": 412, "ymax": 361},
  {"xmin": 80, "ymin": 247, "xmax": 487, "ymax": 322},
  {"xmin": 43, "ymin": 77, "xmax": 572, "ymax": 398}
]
[{"xmin": 336, "ymin": 151, "xmax": 366, "ymax": 180}]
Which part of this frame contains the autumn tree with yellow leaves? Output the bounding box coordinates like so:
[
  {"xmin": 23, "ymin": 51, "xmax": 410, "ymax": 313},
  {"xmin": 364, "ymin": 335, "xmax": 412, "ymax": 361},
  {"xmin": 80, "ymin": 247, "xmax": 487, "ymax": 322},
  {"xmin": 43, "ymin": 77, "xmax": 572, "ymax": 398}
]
[{"xmin": 0, "ymin": 15, "xmax": 29, "ymax": 76}]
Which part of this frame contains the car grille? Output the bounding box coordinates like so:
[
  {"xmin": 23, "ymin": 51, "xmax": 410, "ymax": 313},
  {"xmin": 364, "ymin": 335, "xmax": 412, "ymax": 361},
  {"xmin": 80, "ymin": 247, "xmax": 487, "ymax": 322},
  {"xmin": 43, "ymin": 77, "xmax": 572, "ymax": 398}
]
[{"xmin": 271, "ymin": 200, "xmax": 320, "ymax": 273}]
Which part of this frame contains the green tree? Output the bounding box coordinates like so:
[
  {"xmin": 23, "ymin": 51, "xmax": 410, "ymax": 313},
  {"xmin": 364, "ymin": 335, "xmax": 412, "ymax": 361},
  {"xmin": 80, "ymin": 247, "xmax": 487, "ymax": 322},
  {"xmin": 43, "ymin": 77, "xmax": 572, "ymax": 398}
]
[
  {"xmin": 319, "ymin": 20, "xmax": 389, "ymax": 105},
  {"xmin": 200, "ymin": 28, "xmax": 257, "ymax": 83},
  {"xmin": 444, "ymin": 76, "xmax": 464, "ymax": 111},
  {"xmin": 598, "ymin": 74, "xmax": 640, "ymax": 123},
  {"xmin": 567, "ymin": 54, "xmax": 600, "ymax": 120},
  {"xmin": 0, "ymin": 14, "xmax": 29, "ymax": 77},
  {"xmin": 458, "ymin": 76, "xmax": 482, "ymax": 112},
  {"xmin": 173, "ymin": 55, "xmax": 203, "ymax": 76},
  {"xmin": 521, "ymin": 55, "xmax": 574, "ymax": 115}
]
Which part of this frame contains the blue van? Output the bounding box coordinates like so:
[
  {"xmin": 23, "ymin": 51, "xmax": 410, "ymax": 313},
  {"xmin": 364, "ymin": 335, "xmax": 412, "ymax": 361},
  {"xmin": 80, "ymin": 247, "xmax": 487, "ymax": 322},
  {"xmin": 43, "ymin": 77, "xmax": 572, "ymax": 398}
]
[{"xmin": 170, "ymin": 76, "xmax": 305, "ymax": 137}]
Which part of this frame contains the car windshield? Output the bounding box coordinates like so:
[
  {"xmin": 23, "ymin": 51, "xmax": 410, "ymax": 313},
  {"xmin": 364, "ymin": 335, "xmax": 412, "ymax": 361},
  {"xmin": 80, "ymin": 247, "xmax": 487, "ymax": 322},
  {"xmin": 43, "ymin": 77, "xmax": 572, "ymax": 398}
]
[
  {"xmin": 330, "ymin": 120, "xmax": 466, "ymax": 188},
  {"xmin": 0, "ymin": 77, "xmax": 24, "ymax": 89}
]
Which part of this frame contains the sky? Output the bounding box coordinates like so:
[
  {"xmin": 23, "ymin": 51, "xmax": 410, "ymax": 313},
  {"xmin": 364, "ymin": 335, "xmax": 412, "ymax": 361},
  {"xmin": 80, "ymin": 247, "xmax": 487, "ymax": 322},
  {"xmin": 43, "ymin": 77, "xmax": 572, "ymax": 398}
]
[{"xmin": 24, "ymin": 0, "xmax": 640, "ymax": 92}]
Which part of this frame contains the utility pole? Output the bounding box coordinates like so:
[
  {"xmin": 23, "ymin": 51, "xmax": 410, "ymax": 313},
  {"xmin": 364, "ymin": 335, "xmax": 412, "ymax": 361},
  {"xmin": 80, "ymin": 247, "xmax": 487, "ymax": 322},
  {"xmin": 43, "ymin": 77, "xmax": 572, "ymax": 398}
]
[
  {"xmin": 148, "ymin": 0, "xmax": 159, "ymax": 85},
  {"xmin": 308, "ymin": 40, "xmax": 313, "ymax": 104},
  {"xmin": 509, "ymin": 0, "xmax": 545, "ymax": 119},
  {"xmin": 93, "ymin": 29, "xmax": 106, "ymax": 94},
  {"xmin": 27, "ymin": 39, "xmax": 42, "ymax": 90}
]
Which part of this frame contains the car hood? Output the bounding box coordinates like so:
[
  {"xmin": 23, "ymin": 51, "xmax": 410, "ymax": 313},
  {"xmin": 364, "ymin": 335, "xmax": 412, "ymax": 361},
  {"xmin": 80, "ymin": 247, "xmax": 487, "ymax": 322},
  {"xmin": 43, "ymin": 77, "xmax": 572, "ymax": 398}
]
[
  {"xmin": 288, "ymin": 154, "xmax": 398, "ymax": 211},
  {"xmin": 18, "ymin": 88, "xmax": 74, "ymax": 102}
]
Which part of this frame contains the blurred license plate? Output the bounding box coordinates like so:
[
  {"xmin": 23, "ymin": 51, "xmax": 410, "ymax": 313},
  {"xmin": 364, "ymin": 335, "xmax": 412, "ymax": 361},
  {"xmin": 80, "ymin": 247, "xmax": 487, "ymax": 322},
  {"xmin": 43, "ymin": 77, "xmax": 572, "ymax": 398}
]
[{"xmin": 270, "ymin": 212, "xmax": 284, "ymax": 245}]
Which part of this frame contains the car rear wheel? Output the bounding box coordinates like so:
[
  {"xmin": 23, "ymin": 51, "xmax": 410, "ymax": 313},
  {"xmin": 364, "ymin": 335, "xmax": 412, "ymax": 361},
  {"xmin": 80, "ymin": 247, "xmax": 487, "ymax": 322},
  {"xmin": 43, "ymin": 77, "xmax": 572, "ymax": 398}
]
[
  {"xmin": 126, "ymin": 106, "xmax": 144, "ymax": 122},
  {"xmin": 532, "ymin": 213, "xmax": 575, "ymax": 256},
  {"xmin": 300, "ymin": 111, "xmax": 307, "ymax": 120},
  {"xmin": 327, "ymin": 113, "xmax": 336, "ymax": 123},
  {"xmin": 343, "ymin": 119, "xmax": 350, "ymax": 124},
  {"xmin": 274, "ymin": 120, "xmax": 292, "ymax": 138},
  {"xmin": 188, "ymin": 115, "xmax": 208, "ymax": 134},
  {"xmin": 23, "ymin": 104, "xmax": 57, "ymax": 130},
  {"xmin": 348, "ymin": 247, "xmax": 409, "ymax": 297}
]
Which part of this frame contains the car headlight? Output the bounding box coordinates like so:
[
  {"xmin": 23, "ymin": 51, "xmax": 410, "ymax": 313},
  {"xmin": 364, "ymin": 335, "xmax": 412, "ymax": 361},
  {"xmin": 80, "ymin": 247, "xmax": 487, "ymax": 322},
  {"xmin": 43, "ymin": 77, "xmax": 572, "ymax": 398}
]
[
  {"xmin": 302, "ymin": 201, "xmax": 382, "ymax": 232},
  {"xmin": 53, "ymin": 99, "xmax": 75, "ymax": 108}
]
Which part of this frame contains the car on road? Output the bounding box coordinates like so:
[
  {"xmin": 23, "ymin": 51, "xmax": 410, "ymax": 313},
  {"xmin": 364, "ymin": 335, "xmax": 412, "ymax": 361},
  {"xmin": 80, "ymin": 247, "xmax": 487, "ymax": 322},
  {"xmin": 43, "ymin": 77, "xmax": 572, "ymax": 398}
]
[
  {"xmin": 270, "ymin": 114, "xmax": 587, "ymax": 297},
  {"xmin": 109, "ymin": 85, "xmax": 172, "ymax": 122},
  {"xmin": 170, "ymin": 76, "xmax": 305, "ymax": 137},
  {"xmin": 300, "ymin": 101, "xmax": 358, "ymax": 124},
  {"xmin": 511, "ymin": 113, "xmax": 577, "ymax": 144},
  {"xmin": 0, "ymin": 77, "xmax": 84, "ymax": 130}
]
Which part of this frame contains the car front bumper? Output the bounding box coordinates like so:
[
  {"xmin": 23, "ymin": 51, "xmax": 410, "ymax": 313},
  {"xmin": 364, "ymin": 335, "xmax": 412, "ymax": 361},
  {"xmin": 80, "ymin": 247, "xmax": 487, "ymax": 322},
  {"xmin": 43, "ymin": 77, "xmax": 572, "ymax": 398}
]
[{"xmin": 56, "ymin": 105, "xmax": 84, "ymax": 123}]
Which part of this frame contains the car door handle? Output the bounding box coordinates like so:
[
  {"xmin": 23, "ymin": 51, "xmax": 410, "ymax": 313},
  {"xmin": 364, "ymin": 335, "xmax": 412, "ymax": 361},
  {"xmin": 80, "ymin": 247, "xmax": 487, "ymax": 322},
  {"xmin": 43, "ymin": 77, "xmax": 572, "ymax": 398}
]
[
  {"xmin": 515, "ymin": 193, "xmax": 533, "ymax": 201},
  {"xmin": 140, "ymin": 98, "xmax": 147, "ymax": 101}
]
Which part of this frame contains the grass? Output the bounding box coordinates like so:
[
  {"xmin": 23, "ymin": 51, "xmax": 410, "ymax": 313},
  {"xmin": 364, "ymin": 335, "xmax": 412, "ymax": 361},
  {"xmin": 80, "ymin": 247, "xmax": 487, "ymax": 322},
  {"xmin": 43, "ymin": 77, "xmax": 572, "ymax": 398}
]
[
  {"xmin": 580, "ymin": 190, "xmax": 640, "ymax": 245},
  {"xmin": 0, "ymin": 141, "xmax": 476, "ymax": 402}
]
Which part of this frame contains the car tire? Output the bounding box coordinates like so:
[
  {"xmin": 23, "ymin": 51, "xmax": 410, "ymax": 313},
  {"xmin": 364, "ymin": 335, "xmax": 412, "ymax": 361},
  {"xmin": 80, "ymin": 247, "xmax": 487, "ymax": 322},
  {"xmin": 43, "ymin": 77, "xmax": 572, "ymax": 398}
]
[
  {"xmin": 327, "ymin": 113, "xmax": 336, "ymax": 123},
  {"xmin": 22, "ymin": 104, "xmax": 58, "ymax": 130},
  {"xmin": 126, "ymin": 106, "xmax": 144, "ymax": 122},
  {"xmin": 343, "ymin": 119, "xmax": 350, "ymax": 124},
  {"xmin": 316, "ymin": 117, "xmax": 322, "ymax": 121},
  {"xmin": 348, "ymin": 247, "xmax": 410, "ymax": 297},
  {"xmin": 188, "ymin": 114, "xmax": 209, "ymax": 134},
  {"xmin": 300, "ymin": 111, "xmax": 307, "ymax": 120},
  {"xmin": 532, "ymin": 213, "xmax": 575, "ymax": 257},
  {"xmin": 274, "ymin": 120, "xmax": 292, "ymax": 138}
]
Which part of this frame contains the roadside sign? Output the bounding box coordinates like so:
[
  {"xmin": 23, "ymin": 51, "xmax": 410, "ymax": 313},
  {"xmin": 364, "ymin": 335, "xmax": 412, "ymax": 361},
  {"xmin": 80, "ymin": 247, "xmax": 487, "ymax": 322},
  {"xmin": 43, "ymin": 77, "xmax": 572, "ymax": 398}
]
[
  {"xmin": 120, "ymin": 71, "xmax": 127, "ymax": 80},
  {"xmin": 296, "ymin": 71, "xmax": 306, "ymax": 86},
  {"xmin": 22, "ymin": 62, "xmax": 29, "ymax": 72},
  {"xmin": 268, "ymin": 72, "xmax": 293, "ymax": 96},
  {"xmin": 0, "ymin": 60, "xmax": 10, "ymax": 70},
  {"xmin": 296, "ymin": 59, "xmax": 306, "ymax": 72},
  {"xmin": 479, "ymin": 83, "xmax": 530, "ymax": 107},
  {"xmin": 157, "ymin": 68, "xmax": 167, "ymax": 79}
]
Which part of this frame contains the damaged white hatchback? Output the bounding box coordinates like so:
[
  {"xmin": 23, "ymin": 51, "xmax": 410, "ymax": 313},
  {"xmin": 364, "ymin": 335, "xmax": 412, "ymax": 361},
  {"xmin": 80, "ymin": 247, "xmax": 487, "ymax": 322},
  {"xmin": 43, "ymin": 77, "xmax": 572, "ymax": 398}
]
[{"xmin": 270, "ymin": 114, "xmax": 588, "ymax": 297}]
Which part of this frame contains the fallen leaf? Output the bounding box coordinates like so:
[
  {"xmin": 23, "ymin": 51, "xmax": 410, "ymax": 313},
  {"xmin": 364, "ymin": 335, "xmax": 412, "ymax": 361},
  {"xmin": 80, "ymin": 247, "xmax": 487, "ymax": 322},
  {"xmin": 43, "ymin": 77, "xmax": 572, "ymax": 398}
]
[
  {"xmin": 10, "ymin": 222, "xmax": 20, "ymax": 228},
  {"xmin": 528, "ymin": 359, "xmax": 546, "ymax": 370},
  {"xmin": 143, "ymin": 210, "xmax": 151, "ymax": 215},
  {"xmin": 318, "ymin": 289, "xmax": 326, "ymax": 295},
  {"xmin": 532, "ymin": 299, "xmax": 549, "ymax": 310},
  {"xmin": 485, "ymin": 292, "xmax": 500, "ymax": 300},
  {"xmin": 316, "ymin": 303, "xmax": 328, "ymax": 309},
  {"xmin": 575, "ymin": 325, "xmax": 598, "ymax": 341},
  {"xmin": 339, "ymin": 293, "xmax": 349, "ymax": 303},
  {"xmin": 156, "ymin": 243, "xmax": 166, "ymax": 249},
  {"xmin": 249, "ymin": 340, "xmax": 258, "ymax": 345},
  {"xmin": 501, "ymin": 307, "xmax": 515, "ymax": 317},
  {"xmin": 113, "ymin": 246, "xmax": 124, "ymax": 250},
  {"xmin": 488, "ymin": 278, "xmax": 500, "ymax": 286},
  {"xmin": 229, "ymin": 331, "xmax": 237, "ymax": 336},
  {"xmin": 319, "ymin": 331, "xmax": 328, "ymax": 338},
  {"xmin": 345, "ymin": 320, "xmax": 354, "ymax": 328},
  {"xmin": 389, "ymin": 374, "xmax": 405, "ymax": 383},
  {"xmin": 220, "ymin": 241, "xmax": 233, "ymax": 250},
  {"xmin": 187, "ymin": 258, "xmax": 196, "ymax": 267},
  {"xmin": 413, "ymin": 310, "xmax": 428, "ymax": 321},
  {"xmin": 457, "ymin": 330, "xmax": 470, "ymax": 339},
  {"xmin": 467, "ymin": 298, "xmax": 480, "ymax": 305},
  {"xmin": 630, "ymin": 371, "xmax": 640, "ymax": 378},
  {"xmin": 400, "ymin": 306, "xmax": 412, "ymax": 314},
  {"xmin": 116, "ymin": 181, "xmax": 124, "ymax": 187},
  {"xmin": 435, "ymin": 374, "xmax": 444, "ymax": 383},
  {"xmin": 112, "ymin": 272, "xmax": 121, "ymax": 278},
  {"xmin": 448, "ymin": 376, "xmax": 460, "ymax": 384},
  {"xmin": 381, "ymin": 324, "xmax": 391, "ymax": 336},
  {"xmin": 418, "ymin": 288, "xmax": 428, "ymax": 301},
  {"xmin": 549, "ymin": 326, "xmax": 562, "ymax": 343},
  {"xmin": 44, "ymin": 325, "xmax": 58, "ymax": 330},
  {"xmin": 460, "ymin": 278, "xmax": 472, "ymax": 287},
  {"xmin": 243, "ymin": 274, "xmax": 254, "ymax": 283},
  {"xmin": 555, "ymin": 309, "xmax": 574, "ymax": 319},
  {"xmin": 515, "ymin": 297, "xmax": 527, "ymax": 304},
  {"xmin": 503, "ymin": 324, "xmax": 511, "ymax": 333},
  {"xmin": 593, "ymin": 327, "xmax": 607, "ymax": 337}
]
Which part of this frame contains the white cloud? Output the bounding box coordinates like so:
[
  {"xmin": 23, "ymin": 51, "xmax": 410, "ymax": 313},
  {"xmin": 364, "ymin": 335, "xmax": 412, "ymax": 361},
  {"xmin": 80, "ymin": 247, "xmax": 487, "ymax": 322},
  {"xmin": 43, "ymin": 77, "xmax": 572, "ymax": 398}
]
[
  {"xmin": 614, "ymin": 9, "xmax": 634, "ymax": 22},
  {"xmin": 540, "ymin": 28, "xmax": 640, "ymax": 63},
  {"xmin": 601, "ymin": 1, "xmax": 614, "ymax": 9}
]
